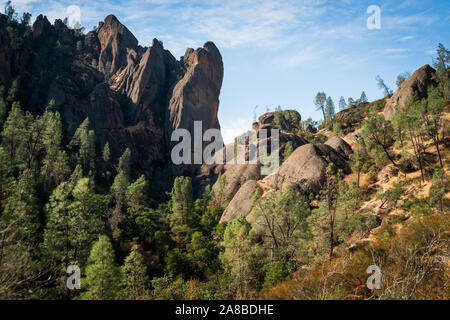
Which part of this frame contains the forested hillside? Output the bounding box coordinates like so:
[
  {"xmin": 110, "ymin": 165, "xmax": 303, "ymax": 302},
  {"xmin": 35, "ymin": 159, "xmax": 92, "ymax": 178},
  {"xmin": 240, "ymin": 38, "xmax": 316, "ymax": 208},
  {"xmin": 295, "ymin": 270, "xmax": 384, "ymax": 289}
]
[{"xmin": 0, "ymin": 4, "xmax": 449, "ymax": 300}]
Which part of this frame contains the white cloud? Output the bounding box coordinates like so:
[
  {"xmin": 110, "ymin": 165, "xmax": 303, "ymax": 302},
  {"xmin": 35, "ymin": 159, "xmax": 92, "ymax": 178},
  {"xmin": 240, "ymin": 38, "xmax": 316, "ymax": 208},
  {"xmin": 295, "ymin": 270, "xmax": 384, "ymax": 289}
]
[
  {"xmin": 384, "ymin": 48, "xmax": 409, "ymax": 53},
  {"xmin": 399, "ymin": 35, "xmax": 414, "ymax": 41},
  {"xmin": 220, "ymin": 116, "xmax": 252, "ymax": 145}
]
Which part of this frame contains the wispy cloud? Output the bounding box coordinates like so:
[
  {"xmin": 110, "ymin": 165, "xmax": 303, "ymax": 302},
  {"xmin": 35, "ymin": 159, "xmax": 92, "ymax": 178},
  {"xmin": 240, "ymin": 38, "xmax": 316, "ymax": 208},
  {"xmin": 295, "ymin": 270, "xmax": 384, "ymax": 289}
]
[
  {"xmin": 384, "ymin": 48, "xmax": 409, "ymax": 53},
  {"xmin": 399, "ymin": 35, "xmax": 414, "ymax": 41}
]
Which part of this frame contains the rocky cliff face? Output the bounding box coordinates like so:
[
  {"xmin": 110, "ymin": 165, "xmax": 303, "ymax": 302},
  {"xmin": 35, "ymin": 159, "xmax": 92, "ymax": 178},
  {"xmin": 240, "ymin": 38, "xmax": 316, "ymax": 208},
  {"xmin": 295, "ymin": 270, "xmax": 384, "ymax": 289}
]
[
  {"xmin": 0, "ymin": 14, "xmax": 224, "ymax": 176},
  {"xmin": 168, "ymin": 42, "xmax": 223, "ymax": 138}
]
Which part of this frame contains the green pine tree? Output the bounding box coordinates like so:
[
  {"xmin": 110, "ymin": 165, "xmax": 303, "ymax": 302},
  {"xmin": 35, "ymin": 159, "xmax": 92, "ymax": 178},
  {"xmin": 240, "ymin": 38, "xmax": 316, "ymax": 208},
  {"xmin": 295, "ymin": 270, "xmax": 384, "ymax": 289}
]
[
  {"xmin": 169, "ymin": 176, "xmax": 194, "ymax": 240},
  {"xmin": 81, "ymin": 235, "xmax": 120, "ymax": 300},
  {"xmin": 121, "ymin": 245, "xmax": 149, "ymax": 300}
]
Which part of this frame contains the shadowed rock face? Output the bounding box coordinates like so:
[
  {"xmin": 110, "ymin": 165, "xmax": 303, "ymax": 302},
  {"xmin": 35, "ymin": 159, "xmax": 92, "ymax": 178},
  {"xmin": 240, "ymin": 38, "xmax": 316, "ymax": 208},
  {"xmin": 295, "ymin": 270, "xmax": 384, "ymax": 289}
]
[
  {"xmin": 325, "ymin": 136, "xmax": 353, "ymax": 159},
  {"xmin": 89, "ymin": 16, "xmax": 223, "ymax": 172},
  {"xmin": 96, "ymin": 15, "xmax": 139, "ymax": 75},
  {"xmin": 168, "ymin": 42, "xmax": 224, "ymax": 139},
  {"xmin": 384, "ymin": 64, "xmax": 436, "ymax": 121},
  {"xmin": 1, "ymin": 14, "xmax": 224, "ymax": 176}
]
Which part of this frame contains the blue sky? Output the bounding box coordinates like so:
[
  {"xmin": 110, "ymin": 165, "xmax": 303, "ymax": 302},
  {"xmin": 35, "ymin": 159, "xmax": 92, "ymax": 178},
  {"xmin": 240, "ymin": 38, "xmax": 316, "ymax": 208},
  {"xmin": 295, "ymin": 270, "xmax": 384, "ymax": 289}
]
[{"xmin": 8, "ymin": 0, "xmax": 450, "ymax": 143}]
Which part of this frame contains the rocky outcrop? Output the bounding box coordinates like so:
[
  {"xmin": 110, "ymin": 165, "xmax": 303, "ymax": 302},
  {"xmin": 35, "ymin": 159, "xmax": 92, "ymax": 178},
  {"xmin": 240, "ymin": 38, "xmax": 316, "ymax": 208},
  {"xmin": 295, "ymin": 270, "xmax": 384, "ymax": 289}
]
[
  {"xmin": 268, "ymin": 143, "xmax": 350, "ymax": 195},
  {"xmin": 220, "ymin": 180, "xmax": 260, "ymax": 223},
  {"xmin": 1, "ymin": 13, "xmax": 224, "ymax": 179},
  {"xmin": 168, "ymin": 42, "xmax": 223, "ymax": 139},
  {"xmin": 384, "ymin": 64, "xmax": 436, "ymax": 121},
  {"xmin": 96, "ymin": 15, "xmax": 139, "ymax": 75},
  {"xmin": 213, "ymin": 163, "xmax": 261, "ymax": 198},
  {"xmin": 325, "ymin": 136, "xmax": 353, "ymax": 159},
  {"xmin": 256, "ymin": 110, "xmax": 302, "ymax": 132},
  {"xmin": 32, "ymin": 14, "xmax": 52, "ymax": 38}
]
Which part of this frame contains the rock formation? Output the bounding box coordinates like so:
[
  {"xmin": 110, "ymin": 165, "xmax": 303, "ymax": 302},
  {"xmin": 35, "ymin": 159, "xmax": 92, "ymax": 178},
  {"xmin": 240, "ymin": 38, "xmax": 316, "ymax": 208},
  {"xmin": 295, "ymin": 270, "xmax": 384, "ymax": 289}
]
[
  {"xmin": 325, "ymin": 136, "xmax": 353, "ymax": 159},
  {"xmin": 384, "ymin": 64, "xmax": 436, "ymax": 121},
  {"xmin": 267, "ymin": 143, "xmax": 351, "ymax": 194},
  {"xmin": 0, "ymin": 14, "xmax": 224, "ymax": 176},
  {"xmin": 220, "ymin": 180, "xmax": 261, "ymax": 223}
]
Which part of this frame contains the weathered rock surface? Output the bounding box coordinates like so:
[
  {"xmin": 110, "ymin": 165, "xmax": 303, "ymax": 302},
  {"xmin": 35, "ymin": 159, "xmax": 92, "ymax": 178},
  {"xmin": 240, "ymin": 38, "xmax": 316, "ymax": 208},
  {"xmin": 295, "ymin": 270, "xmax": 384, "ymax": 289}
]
[
  {"xmin": 213, "ymin": 163, "xmax": 261, "ymax": 198},
  {"xmin": 1, "ymin": 14, "xmax": 224, "ymax": 177},
  {"xmin": 220, "ymin": 180, "xmax": 260, "ymax": 223},
  {"xmin": 168, "ymin": 42, "xmax": 223, "ymax": 138},
  {"xmin": 325, "ymin": 136, "xmax": 353, "ymax": 159},
  {"xmin": 384, "ymin": 64, "xmax": 436, "ymax": 121},
  {"xmin": 96, "ymin": 14, "xmax": 139, "ymax": 75},
  {"xmin": 268, "ymin": 143, "xmax": 350, "ymax": 195}
]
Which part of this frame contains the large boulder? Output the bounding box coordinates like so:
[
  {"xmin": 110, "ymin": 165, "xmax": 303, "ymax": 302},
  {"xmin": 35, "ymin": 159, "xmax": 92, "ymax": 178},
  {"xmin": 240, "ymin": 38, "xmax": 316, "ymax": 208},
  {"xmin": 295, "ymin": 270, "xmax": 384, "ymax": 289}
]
[
  {"xmin": 325, "ymin": 136, "xmax": 353, "ymax": 159},
  {"xmin": 268, "ymin": 143, "xmax": 350, "ymax": 195},
  {"xmin": 220, "ymin": 180, "xmax": 260, "ymax": 223},
  {"xmin": 384, "ymin": 65, "xmax": 436, "ymax": 121},
  {"xmin": 212, "ymin": 163, "xmax": 261, "ymax": 198}
]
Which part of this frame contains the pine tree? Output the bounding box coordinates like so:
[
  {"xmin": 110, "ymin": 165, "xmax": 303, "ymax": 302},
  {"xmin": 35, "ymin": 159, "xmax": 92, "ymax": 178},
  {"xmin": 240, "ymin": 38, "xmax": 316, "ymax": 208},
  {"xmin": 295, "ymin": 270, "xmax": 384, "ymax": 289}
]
[
  {"xmin": 211, "ymin": 173, "xmax": 228, "ymax": 207},
  {"xmin": 22, "ymin": 110, "xmax": 47, "ymax": 170},
  {"xmin": 221, "ymin": 215, "xmax": 252, "ymax": 298},
  {"xmin": 0, "ymin": 146, "xmax": 13, "ymax": 197},
  {"xmin": 1, "ymin": 169, "xmax": 39, "ymax": 246},
  {"xmin": 126, "ymin": 175, "xmax": 147, "ymax": 212},
  {"xmin": 324, "ymin": 97, "xmax": 335, "ymax": 123},
  {"xmin": 42, "ymin": 176, "xmax": 104, "ymax": 290},
  {"xmin": 332, "ymin": 122, "xmax": 344, "ymax": 137},
  {"xmin": 424, "ymin": 83, "xmax": 445, "ymax": 167},
  {"xmin": 359, "ymin": 91, "xmax": 368, "ymax": 104},
  {"xmin": 376, "ymin": 75, "xmax": 393, "ymax": 96},
  {"xmin": 338, "ymin": 96, "xmax": 347, "ymax": 110},
  {"xmin": 117, "ymin": 148, "xmax": 131, "ymax": 178},
  {"xmin": 347, "ymin": 97, "xmax": 355, "ymax": 107},
  {"xmin": 81, "ymin": 235, "xmax": 120, "ymax": 300},
  {"xmin": 1, "ymin": 101, "xmax": 26, "ymax": 162},
  {"xmin": 41, "ymin": 110, "xmax": 70, "ymax": 188},
  {"xmin": 361, "ymin": 114, "xmax": 397, "ymax": 167},
  {"xmin": 69, "ymin": 118, "xmax": 96, "ymax": 174},
  {"xmin": 396, "ymin": 72, "xmax": 411, "ymax": 87},
  {"xmin": 121, "ymin": 245, "xmax": 148, "ymax": 300},
  {"xmin": 314, "ymin": 92, "xmax": 327, "ymax": 122},
  {"xmin": 102, "ymin": 142, "xmax": 110, "ymax": 164},
  {"xmin": 109, "ymin": 171, "xmax": 129, "ymax": 237},
  {"xmin": 169, "ymin": 176, "xmax": 194, "ymax": 240},
  {"xmin": 392, "ymin": 94, "xmax": 426, "ymax": 181},
  {"xmin": 429, "ymin": 168, "xmax": 447, "ymax": 213}
]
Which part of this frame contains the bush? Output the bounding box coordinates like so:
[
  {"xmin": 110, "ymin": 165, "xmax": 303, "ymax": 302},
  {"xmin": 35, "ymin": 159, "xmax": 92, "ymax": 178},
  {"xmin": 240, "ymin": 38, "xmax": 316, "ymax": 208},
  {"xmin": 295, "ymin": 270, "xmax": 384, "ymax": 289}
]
[
  {"xmin": 263, "ymin": 261, "xmax": 290, "ymax": 289},
  {"xmin": 402, "ymin": 198, "xmax": 432, "ymax": 217}
]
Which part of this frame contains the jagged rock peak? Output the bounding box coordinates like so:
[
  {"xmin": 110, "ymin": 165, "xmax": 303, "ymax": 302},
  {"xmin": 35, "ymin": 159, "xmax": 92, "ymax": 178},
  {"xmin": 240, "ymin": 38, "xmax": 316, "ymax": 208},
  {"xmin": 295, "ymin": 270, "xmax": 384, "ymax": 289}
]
[
  {"xmin": 32, "ymin": 14, "xmax": 52, "ymax": 38},
  {"xmin": 96, "ymin": 14, "xmax": 139, "ymax": 74},
  {"xmin": 168, "ymin": 41, "xmax": 224, "ymax": 135}
]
